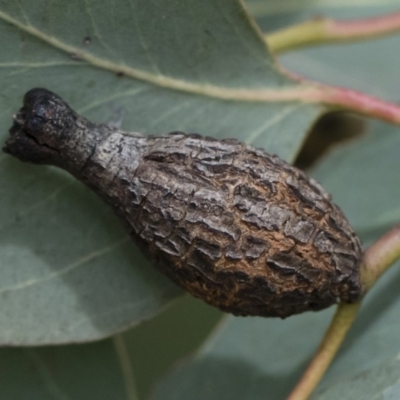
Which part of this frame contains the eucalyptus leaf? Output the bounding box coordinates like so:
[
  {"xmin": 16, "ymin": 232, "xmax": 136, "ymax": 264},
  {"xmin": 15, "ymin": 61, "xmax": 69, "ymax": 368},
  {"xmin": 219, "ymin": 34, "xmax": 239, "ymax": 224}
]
[
  {"xmin": 280, "ymin": 36, "xmax": 400, "ymax": 102},
  {"xmin": 313, "ymin": 358, "xmax": 400, "ymax": 400},
  {"xmin": 152, "ymin": 309, "xmax": 335, "ymax": 400},
  {"xmin": 247, "ymin": 0, "xmax": 400, "ymax": 32},
  {"xmin": 312, "ymin": 120, "xmax": 400, "ymax": 241},
  {"xmin": 0, "ymin": 0, "xmax": 321, "ymax": 344},
  {"xmin": 248, "ymin": 0, "xmax": 400, "ymax": 100},
  {"xmin": 0, "ymin": 337, "xmax": 128, "ymax": 400}
]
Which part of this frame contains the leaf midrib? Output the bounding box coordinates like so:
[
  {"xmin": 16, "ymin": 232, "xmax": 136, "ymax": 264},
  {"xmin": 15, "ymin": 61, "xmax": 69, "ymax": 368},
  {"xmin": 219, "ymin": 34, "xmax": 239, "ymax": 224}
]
[{"xmin": 0, "ymin": 9, "xmax": 315, "ymax": 103}]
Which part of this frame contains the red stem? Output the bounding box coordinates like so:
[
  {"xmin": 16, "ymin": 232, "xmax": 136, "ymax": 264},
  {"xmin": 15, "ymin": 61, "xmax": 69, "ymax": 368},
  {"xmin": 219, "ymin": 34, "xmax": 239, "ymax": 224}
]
[{"xmin": 306, "ymin": 83, "xmax": 400, "ymax": 124}]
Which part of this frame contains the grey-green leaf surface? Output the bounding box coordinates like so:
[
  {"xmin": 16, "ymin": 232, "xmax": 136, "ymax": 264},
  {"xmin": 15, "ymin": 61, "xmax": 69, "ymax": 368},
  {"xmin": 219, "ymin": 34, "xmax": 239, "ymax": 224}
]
[
  {"xmin": 313, "ymin": 358, "xmax": 400, "ymax": 400},
  {"xmin": 248, "ymin": 0, "xmax": 400, "ymax": 101},
  {"xmin": 0, "ymin": 295, "xmax": 222, "ymax": 400},
  {"xmin": 0, "ymin": 337, "xmax": 128, "ymax": 400},
  {"xmin": 152, "ymin": 120, "xmax": 400, "ymax": 400},
  {"xmin": 151, "ymin": 309, "xmax": 335, "ymax": 400},
  {"xmin": 248, "ymin": 0, "xmax": 400, "ymax": 32},
  {"xmin": 312, "ymin": 121, "xmax": 400, "ymax": 242},
  {"xmin": 0, "ymin": 0, "xmax": 321, "ymax": 344}
]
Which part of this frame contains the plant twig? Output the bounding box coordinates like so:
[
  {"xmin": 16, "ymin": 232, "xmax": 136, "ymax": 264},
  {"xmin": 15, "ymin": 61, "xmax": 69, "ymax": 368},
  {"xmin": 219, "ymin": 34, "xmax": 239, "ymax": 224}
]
[
  {"xmin": 266, "ymin": 12, "xmax": 400, "ymax": 54},
  {"xmin": 288, "ymin": 221, "xmax": 400, "ymax": 399},
  {"xmin": 361, "ymin": 222, "xmax": 400, "ymax": 290},
  {"xmin": 287, "ymin": 302, "xmax": 360, "ymax": 400},
  {"xmin": 303, "ymin": 82, "xmax": 400, "ymax": 126}
]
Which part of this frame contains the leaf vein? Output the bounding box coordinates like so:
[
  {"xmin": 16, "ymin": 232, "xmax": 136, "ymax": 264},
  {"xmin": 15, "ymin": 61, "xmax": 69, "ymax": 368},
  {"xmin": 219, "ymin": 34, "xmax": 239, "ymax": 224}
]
[
  {"xmin": 0, "ymin": 9, "xmax": 311, "ymax": 103},
  {"xmin": 0, "ymin": 237, "xmax": 129, "ymax": 294},
  {"xmin": 83, "ymin": 0, "xmax": 120, "ymax": 60},
  {"xmin": 15, "ymin": 0, "xmax": 31, "ymax": 26},
  {"xmin": 77, "ymin": 86, "xmax": 150, "ymax": 113},
  {"xmin": 147, "ymin": 100, "xmax": 197, "ymax": 129},
  {"xmin": 113, "ymin": 335, "xmax": 139, "ymax": 400},
  {"xmin": 128, "ymin": 0, "xmax": 162, "ymax": 75},
  {"xmin": 26, "ymin": 349, "xmax": 72, "ymax": 400},
  {"xmin": 245, "ymin": 104, "xmax": 301, "ymax": 144}
]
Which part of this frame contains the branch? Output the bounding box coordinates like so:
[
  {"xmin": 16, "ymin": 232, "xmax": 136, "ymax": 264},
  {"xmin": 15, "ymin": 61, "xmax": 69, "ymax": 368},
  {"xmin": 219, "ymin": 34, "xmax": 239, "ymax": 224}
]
[
  {"xmin": 302, "ymin": 82, "xmax": 400, "ymax": 126},
  {"xmin": 266, "ymin": 12, "xmax": 400, "ymax": 54},
  {"xmin": 287, "ymin": 303, "xmax": 360, "ymax": 400},
  {"xmin": 361, "ymin": 222, "xmax": 400, "ymax": 290}
]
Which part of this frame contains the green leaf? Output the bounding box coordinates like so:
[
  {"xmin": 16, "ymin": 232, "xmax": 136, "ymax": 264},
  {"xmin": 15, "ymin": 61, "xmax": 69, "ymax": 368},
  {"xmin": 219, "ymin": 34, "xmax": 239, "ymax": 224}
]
[
  {"xmin": 0, "ymin": 161, "xmax": 181, "ymax": 344},
  {"xmin": 152, "ymin": 310, "xmax": 335, "ymax": 400},
  {"xmin": 312, "ymin": 121, "xmax": 400, "ymax": 241},
  {"xmin": 0, "ymin": 337, "xmax": 129, "ymax": 400},
  {"xmin": 249, "ymin": 0, "xmax": 400, "ymax": 100},
  {"xmin": 313, "ymin": 358, "xmax": 400, "ymax": 400},
  {"xmin": 248, "ymin": 0, "xmax": 400, "ymax": 33},
  {"xmin": 0, "ymin": 0, "xmax": 321, "ymax": 344},
  {"xmin": 123, "ymin": 295, "xmax": 222, "ymax": 399},
  {"xmin": 0, "ymin": 295, "xmax": 222, "ymax": 400}
]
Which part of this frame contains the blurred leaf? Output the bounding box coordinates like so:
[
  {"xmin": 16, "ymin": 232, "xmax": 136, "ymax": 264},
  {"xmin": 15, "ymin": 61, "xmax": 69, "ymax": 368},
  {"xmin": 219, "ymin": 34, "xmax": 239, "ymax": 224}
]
[
  {"xmin": 247, "ymin": 0, "xmax": 400, "ymax": 100},
  {"xmin": 123, "ymin": 295, "xmax": 222, "ymax": 399},
  {"xmin": 0, "ymin": 0, "xmax": 321, "ymax": 344},
  {"xmin": 0, "ymin": 162, "xmax": 182, "ymax": 344},
  {"xmin": 312, "ymin": 120, "xmax": 400, "ymax": 241},
  {"xmin": 294, "ymin": 112, "xmax": 365, "ymax": 169},
  {"xmin": 151, "ymin": 309, "xmax": 335, "ymax": 400},
  {"xmin": 247, "ymin": 0, "xmax": 400, "ymax": 33},
  {"xmin": 0, "ymin": 338, "xmax": 128, "ymax": 400},
  {"xmin": 313, "ymin": 358, "xmax": 400, "ymax": 400},
  {"xmin": 0, "ymin": 296, "xmax": 222, "ymax": 400},
  {"xmin": 279, "ymin": 36, "xmax": 400, "ymax": 102}
]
